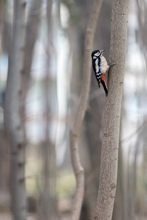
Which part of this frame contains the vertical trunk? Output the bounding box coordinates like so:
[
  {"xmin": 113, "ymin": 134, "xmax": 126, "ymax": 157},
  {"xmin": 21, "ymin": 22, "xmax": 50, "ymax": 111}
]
[
  {"xmin": 94, "ymin": 0, "xmax": 129, "ymax": 219},
  {"xmin": 82, "ymin": 1, "xmax": 112, "ymax": 219},
  {"xmin": 130, "ymin": 137, "xmax": 140, "ymax": 219},
  {"xmin": 39, "ymin": 77, "xmax": 52, "ymax": 220},
  {"xmin": 21, "ymin": 0, "xmax": 42, "ymax": 102},
  {"xmin": 112, "ymin": 144, "xmax": 126, "ymax": 220},
  {"xmin": 46, "ymin": 0, "xmax": 57, "ymax": 218},
  {"xmin": 38, "ymin": 1, "xmax": 57, "ymax": 219},
  {"xmin": 0, "ymin": 0, "xmax": 4, "ymax": 51},
  {"xmin": 70, "ymin": 1, "xmax": 103, "ymax": 220},
  {"xmin": 4, "ymin": 1, "xmax": 27, "ymax": 220},
  {"xmin": 127, "ymin": 145, "xmax": 133, "ymax": 220},
  {"xmin": 40, "ymin": 139, "xmax": 57, "ymax": 220},
  {"xmin": 127, "ymin": 136, "xmax": 140, "ymax": 220},
  {"xmin": 142, "ymin": 122, "xmax": 147, "ymax": 216}
]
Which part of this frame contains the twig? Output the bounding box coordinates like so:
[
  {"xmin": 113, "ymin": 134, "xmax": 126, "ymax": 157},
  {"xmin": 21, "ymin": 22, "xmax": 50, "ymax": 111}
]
[{"xmin": 70, "ymin": 1, "xmax": 103, "ymax": 220}]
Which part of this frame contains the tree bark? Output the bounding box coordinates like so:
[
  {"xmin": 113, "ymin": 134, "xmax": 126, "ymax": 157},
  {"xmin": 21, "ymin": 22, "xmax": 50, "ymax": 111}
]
[
  {"xmin": 94, "ymin": 0, "xmax": 129, "ymax": 219},
  {"xmin": 4, "ymin": 1, "xmax": 27, "ymax": 220},
  {"xmin": 127, "ymin": 134, "xmax": 140, "ymax": 220},
  {"xmin": 126, "ymin": 145, "xmax": 133, "ymax": 220},
  {"xmin": 21, "ymin": 0, "xmax": 42, "ymax": 102},
  {"xmin": 142, "ymin": 121, "xmax": 147, "ymax": 216},
  {"xmin": 70, "ymin": 1, "xmax": 103, "ymax": 220},
  {"xmin": 82, "ymin": 1, "xmax": 112, "ymax": 219},
  {"xmin": 112, "ymin": 144, "xmax": 126, "ymax": 220},
  {"xmin": 38, "ymin": 1, "xmax": 58, "ymax": 219},
  {"xmin": 0, "ymin": 0, "xmax": 4, "ymax": 52}
]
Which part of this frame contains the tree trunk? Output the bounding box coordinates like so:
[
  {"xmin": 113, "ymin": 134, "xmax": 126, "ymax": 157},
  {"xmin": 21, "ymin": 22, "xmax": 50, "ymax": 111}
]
[
  {"xmin": 38, "ymin": 1, "xmax": 58, "ymax": 219},
  {"xmin": 21, "ymin": 0, "xmax": 42, "ymax": 102},
  {"xmin": 82, "ymin": 1, "xmax": 112, "ymax": 219},
  {"xmin": 70, "ymin": 1, "xmax": 103, "ymax": 220},
  {"xmin": 4, "ymin": 1, "xmax": 27, "ymax": 220},
  {"xmin": 129, "ymin": 137, "xmax": 140, "ymax": 220},
  {"xmin": 0, "ymin": 0, "xmax": 4, "ymax": 52},
  {"xmin": 112, "ymin": 144, "xmax": 126, "ymax": 220},
  {"xmin": 127, "ymin": 145, "xmax": 133, "ymax": 220},
  {"xmin": 94, "ymin": 0, "xmax": 129, "ymax": 219},
  {"xmin": 142, "ymin": 121, "xmax": 147, "ymax": 216}
]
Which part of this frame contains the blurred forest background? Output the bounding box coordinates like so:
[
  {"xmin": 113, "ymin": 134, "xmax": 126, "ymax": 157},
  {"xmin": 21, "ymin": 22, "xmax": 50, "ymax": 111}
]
[{"xmin": 0, "ymin": 0, "xmax": 147, "ymax": 220}]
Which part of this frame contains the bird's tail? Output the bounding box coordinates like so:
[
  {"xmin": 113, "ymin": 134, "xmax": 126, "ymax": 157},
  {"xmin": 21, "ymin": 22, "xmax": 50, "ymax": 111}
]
[{"xmin": 101, "ymin": 79, "xmax": 108, "ymax": 96}]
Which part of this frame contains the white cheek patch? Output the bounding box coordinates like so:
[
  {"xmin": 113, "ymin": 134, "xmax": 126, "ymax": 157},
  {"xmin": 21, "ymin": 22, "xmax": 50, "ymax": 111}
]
[{"xmin": 95, "ymin": 52, "xmax": 100, "ymax": 56}]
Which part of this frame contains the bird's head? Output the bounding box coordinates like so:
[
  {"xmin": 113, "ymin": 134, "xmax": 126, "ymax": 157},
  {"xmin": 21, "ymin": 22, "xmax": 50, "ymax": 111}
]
[{"xmin": 91, "ymin": 49, "xmax": 104, "ymax": 59}]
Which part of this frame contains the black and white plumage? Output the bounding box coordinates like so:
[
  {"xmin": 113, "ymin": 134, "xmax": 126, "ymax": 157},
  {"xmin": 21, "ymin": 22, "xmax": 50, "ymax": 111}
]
[{"xmin": 91, "ymin": 49, "xmax": 109, "ymax": 96}]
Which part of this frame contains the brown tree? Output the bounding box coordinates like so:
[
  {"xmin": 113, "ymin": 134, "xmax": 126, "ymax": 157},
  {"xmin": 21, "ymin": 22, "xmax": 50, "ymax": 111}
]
[{"xmin": 94, "ymin": 0, "xmax": 129, "ymax": 219}]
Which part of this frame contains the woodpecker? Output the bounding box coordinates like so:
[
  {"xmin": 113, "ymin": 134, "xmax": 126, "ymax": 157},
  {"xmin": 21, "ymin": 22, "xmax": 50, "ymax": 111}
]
[{"xmin": 91, "ymin": 49, "xmax": 109, "ymax": 96}]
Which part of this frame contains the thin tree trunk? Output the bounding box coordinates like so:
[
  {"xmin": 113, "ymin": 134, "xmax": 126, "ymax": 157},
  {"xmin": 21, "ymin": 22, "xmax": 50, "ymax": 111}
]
[
  {"xmin": 0, "ymin": 0, "xmax": 4, "ymax": 52},
  {"xmin": 127, "ymin": 145, "xmax": 133, "ymax": 220},
  {"xmin": 4, "ymin": 1, "xmax": 27, "ymax": 220},
  {"xmin": 19, "ymin": 0, "xmax": 42, "ymax": 157},
  {"xmin": 82, "ymin": 1, "xmax": 112, "ymax": 218},
  {"xmin": 128, "ymin": 137, "xmax": 140, "ymax": 220},
  {"xmin": 142, "ymin": 121, "xmax": 147, "ymax": 216},
  {"xmin": 70, "ymin": 1, "xmax": 103, "ymax": 220},
  {"xmin": 21, "ymin": 0, "xmax": 42, "ymax": 102},
  {"xmin": 94, "ymin": 0, "xmax": 129, "ymax": 219},
  {"xmin": 38, "ymin": 1, "xmax": 57, "ymax": 219}
]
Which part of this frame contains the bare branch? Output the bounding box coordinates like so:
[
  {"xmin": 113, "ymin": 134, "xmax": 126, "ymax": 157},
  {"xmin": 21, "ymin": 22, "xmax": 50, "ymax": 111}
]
[
  {"xmin": 70, "ymin": 1, "xmax": 103, "ymax": 220},
  {"xmin": 94, "ymin": 0, "xmax": 129, "ymax": 219}
]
